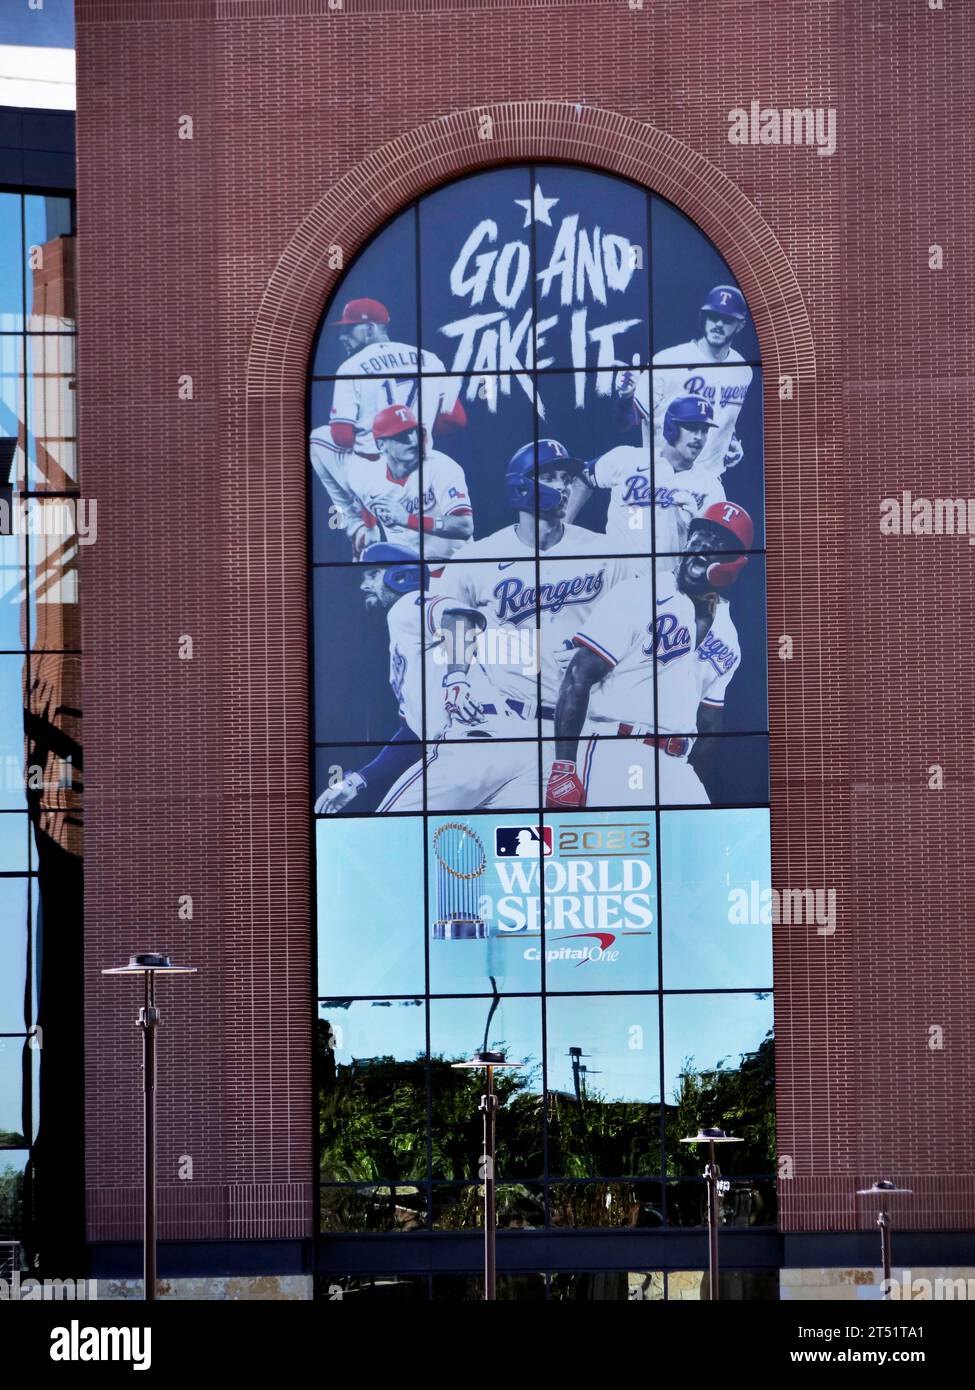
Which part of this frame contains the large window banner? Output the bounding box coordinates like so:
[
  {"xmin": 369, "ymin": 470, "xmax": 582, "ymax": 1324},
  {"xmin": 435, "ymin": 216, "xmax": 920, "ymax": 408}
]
[{"xmin": 309, "ymin": 165, "xmax": 772, "ymax": 1227}]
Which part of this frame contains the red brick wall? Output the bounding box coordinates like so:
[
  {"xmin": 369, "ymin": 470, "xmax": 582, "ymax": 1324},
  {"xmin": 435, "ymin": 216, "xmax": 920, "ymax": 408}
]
[{"xmin": 76, "ymin": 0, "xmax": 974, "ymax": 1240}]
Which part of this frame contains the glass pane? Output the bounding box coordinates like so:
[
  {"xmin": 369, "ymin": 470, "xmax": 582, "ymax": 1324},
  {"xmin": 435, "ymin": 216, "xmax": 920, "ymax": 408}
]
[
  {"xmin": 312, "ymin": 564, "xmax": 425, "ymax": 743},
  {"xmin": 0, "ymin": 1148, "xmax": 29, "ymax": 1240},
  {"xmin": 0, "ymin": 193, "xmax": 23, "ymax": 330},
  {"xmin": 428, "ymin": 996, "xmax": 543, "ymax": 1180},
  {"xmin": 418, "ymin": 166, "xmax": 533, "ymax": 365},
  {"xmin": 532, "ymin": 165, "xmax": 650, "ymax": 371},
  {"xmin": 318, "ymin": 1185, "xmax": 428, "ymax": 1235},
  {"xmin": 431, "ymin": 1181, "xmax": 544, "ymax": 1230},
  {"xmin": 427, "ymin": 814, "xmax": 543, "ymax": 994},
  {"xmin": 655, "ymin": 555, "xmax": 767, "ymax": 738},
  {"xmin": 0, "ymin": 814, "xmax": 28, "ymax": 871},
  {"xmin": 27, "ymin": 651, "xmax": 81, "ymax": 812},
  {"xmin": 662, "ymin": 992, "xmax": 774, "ymax": 1175},
  {"xmin": 541, "ymin": 812, "xmax": 657, "ymax": 991},
  {"xmin": 315, "ymin": 817, "xmax": 424, "ymax": 997},
  {"xmin": 24, "ymin": 195, "xmax": 73, "ymax": 329},
  {"xmin": 661, "ymin": 808, "xmax": 773, "ymax": 990},
  {"xmin": 0, "ymin": 534, "xmax": 27, "ymax": 652},
  {"xmin": 546, "ymin": 995, "xmax": 660, "ymax": 1176},
  {"xmin": 651, "ymin": 196, "xmax": 760, "ymax": 362},
  {"xmin": 0, "ymin": 655, "xmax": 26, "ymax": 809},
  {"xmin": 309, "ymin": 205, "xmax": 417, "ymax": 377},
  {"xmin": 667, "ymin": 1269, "xmax": 779, "ymax": 1301},
  {"xmin": 316, "ymin": 1273, "xmax": 428, "ymax": 1301},
  {"xmin": 551, "ymin": 1270, "xmax": 664, "ymax": 1301},
  {"xmin": 658, "ymin": 735, "xmax": 769, "ymax": 808},
  {"xmin": 0, "ymin": 1037, "xmax": 26, "ymax": 1145},
  {"xmin": 666, "ymin": 1176, "xmax": 777, "ymax": 1228},
  {"xmin": 0, "ymin": 879, "xmax": 29, "ymax": 1032},
  {"xmin": 416, "ymin": 372, "xmax": 534, "ymax": 556},
  {"xmin": 548, "ymin": 1184, "xmax": 664, "ymax": 1229},
  {"xmin": 26, "ymin": 335, "xmax": 76, "ymax": 490},
  {"xmin": 431, "ymin": 1273, "xmax": 545, "ymax": 1301},
  {"xmin": 0, "ymin": 337, "xmax": 25, "ymax": 489},
  {"xmin": 317, "ymin": 999, "xmax": 427, "ymax": 1183},
  {"xmin": 28, "ymin": 500, "xmax": 81, "ymax": 651}
]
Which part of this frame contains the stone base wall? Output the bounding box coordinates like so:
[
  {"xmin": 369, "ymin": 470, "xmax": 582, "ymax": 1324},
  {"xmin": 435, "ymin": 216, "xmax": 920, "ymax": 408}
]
[
  {"xmin": 781, "ymin": 1268, "xmax": 975, "ymax": 1301},
  {"xmin": 96, "ymin": 1276, "xmax": 312, "ymax": 1301}
]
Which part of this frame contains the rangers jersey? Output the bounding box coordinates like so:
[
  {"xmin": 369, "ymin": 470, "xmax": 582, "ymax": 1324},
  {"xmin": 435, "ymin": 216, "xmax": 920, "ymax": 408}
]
[
  {"xmin": 386, "ymin": 590, "xmax": 481, "ymax": 740},
  {"xmin": 648, "ymin": 344, "xmax": 753, "ymax": 475},
  {"xmin": 584, "ymin": 446, "xmax": 725, "ymax": 555},
  {"xmin": 346, "ymin": 448, "xmax": 472, "ymax": 563},
  {"xmin": 328, "ymin": 343, "xmax": 459, "ymax": 458},
  {"xmin": 572, "ymin": 572, "xmax": 741, "ymax": 736},
  {"xmin": 434, "ymin": 524, "xmax": 628, "ymax": 711}
]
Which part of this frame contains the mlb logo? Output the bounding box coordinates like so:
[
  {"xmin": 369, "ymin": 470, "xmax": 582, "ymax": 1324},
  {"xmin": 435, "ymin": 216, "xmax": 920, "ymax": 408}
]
[{"xmin": 495, "ymin": 826, "xmax": 552, "ymax": 858}]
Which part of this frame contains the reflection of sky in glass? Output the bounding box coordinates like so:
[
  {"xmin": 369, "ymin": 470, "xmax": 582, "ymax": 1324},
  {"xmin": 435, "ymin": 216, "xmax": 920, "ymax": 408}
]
[
  {"xmin": 317, "ymin": 818, "xmax": 424, "ymax": 998},
  {"xmin": 546, "ymin": 995, "xmax": 659, "ymax": 1104},
  {"xmin": 431, "ymin": 996, "xmax": 543, "ymax": 1094},
  {"xmin": 0, "ymin": 655, "xmax": 28, "ymax": 809},
  {"xmin": 661, "ymin": 809, "xmax": 772, "ymax": 989},
  {"xmin": 0, "ymin": 535, "xmax": 25, "ymax": 652},
  {"xmin": 663, "ymin": 992, "xmax": 773, "ymax": 1101},
  {"xmin": 0, "ymin": 193, "xmax": 22, "ymax": 326},
  {"xmin": 320, "ymin": 998, "xmax": 424, "ymax": 1065},
  {"xmin": 0, "ymin": 814, "xmax": 28, "ymax": 872},
  {"xmin": 0, "ymin": 1040, "xmax": 26, "ymax": 1138},
  {"xmin": 0, "ymin": 878, "xmax": 29, "ymax": 1031}
]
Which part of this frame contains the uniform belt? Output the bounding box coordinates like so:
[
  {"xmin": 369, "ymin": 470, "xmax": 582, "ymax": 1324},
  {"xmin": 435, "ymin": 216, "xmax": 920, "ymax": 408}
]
[
  {"xmin": 479, "ymin": 698, "xmax": 555, "ymax": 722},
  {"xmin": 617, "ymin": 723, "xmax": 690, "ymax": 757}
]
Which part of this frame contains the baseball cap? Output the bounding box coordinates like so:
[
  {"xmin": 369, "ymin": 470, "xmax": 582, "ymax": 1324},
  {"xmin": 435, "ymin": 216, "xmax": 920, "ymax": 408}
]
[
  {"xmin": 700, "ymin": 284, "xmax": 747, "ymax": 321},
  {"xmin": 330, "ymin": 297, "xmax": 390, "ymax": 327},
  {"xmin": 372, "ymin": 404, "xmax": 419, "ymax": 440}
]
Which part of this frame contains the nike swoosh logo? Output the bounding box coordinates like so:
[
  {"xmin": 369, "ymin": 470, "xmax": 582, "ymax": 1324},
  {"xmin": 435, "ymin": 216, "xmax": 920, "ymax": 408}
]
[{"xmin": 497, "ymin": 561, "xmax": 517, "ymax": 570}]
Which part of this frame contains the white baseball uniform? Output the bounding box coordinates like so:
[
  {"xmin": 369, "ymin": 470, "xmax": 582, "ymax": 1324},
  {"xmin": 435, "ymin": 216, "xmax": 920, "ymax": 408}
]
[
  {"xmin": 649, "ymin": 343, "xmax": 753, "ymax": 475},
  {"xmin": 311, "ymin": 341, "xmax": 460, "ymax": 531},
  {"xmin": 346, "ymin": 447, "xmax": 472, "ymax": 563},
  {"xmin": 568, "ymin": 573, "xmax": 741, "ymax": 805},
  {"xmin": 379, "ymin": 523, "xmax": 628, "ymax": 812},
  {"xmin": 583, "ymin": 446, "xmax": 724, "ymax": 557}
]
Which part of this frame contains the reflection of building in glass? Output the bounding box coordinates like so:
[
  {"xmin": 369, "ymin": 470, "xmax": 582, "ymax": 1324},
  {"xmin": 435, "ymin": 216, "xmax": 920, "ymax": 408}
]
[{"xmin": 0, "ymin": 177, "xmax": 82, "ymax": 1275}]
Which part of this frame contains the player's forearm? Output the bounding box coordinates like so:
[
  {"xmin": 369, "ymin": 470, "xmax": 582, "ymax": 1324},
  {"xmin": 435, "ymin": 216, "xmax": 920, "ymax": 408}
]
[
  {"xmin": 613, "ymin": 394, "xmax": 640, "ymax": 432},
  {"xmin": 553, "ymin": 667, "xmax": 594, "ymax": 762},
  {"xmin": 564, "ymin": 476, "xmax": 591, "ymax": 525},
  {"xmin": 357, "ymin": 725, "xmax": 421, "ymax": 791},
  {"xmin": 438, "ymin": 513, "xmax": 473, "ymax": 540}
]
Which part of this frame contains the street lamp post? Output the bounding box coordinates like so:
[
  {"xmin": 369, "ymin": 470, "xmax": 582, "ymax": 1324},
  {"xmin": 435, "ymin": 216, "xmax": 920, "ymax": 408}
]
[
  {"xmin": 451, "ymin": 1050, "xmax": 523, "ymax": 1302},
  {"xmin": 680, "ymin": 1127, "xmax": 742, "ymax": 1301},
  {"xmin": 102, "ymin": 953, "xmax": 197, "ymax": 1301},
  {"xmin": 855, "ymin": 1179, "xmax": 913, "ymax": 1296}
]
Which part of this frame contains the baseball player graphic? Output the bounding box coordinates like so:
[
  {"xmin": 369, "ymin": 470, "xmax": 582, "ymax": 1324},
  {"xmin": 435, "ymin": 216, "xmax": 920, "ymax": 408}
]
[
  {"xmin": 309, "ymin": 296, "xmax": 466, "ymax": 555},
  {"xmin": 648, "ymin": 283, "xmax": 754, "ymax": 474},
  {"xmin": 567, "ymin": 394, "xmax": 726, "ymax": 557},
  {"xmin": 346, "ymin": 404, "xmax": 473, "ymax": 564},
  {"xmin": 313, "ymin": 543, "xmax": 485, "ymax": 814},
  {"xmin": 545, "ymin": 501, "xmax": 753, "ymax": 810},
  {"xmin": 376, "ymin": 439, "xmax": 628, "ymax": 812}
]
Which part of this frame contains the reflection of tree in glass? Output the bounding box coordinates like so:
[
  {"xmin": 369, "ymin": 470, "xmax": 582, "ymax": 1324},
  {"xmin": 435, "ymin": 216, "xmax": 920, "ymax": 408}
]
[
  {"xmin": 0, "ymin": 1162, "xmax": 24, "ymax": 1240},
  {"xmin": 317, "ymin": 1019, "xmax": 542, "ymax": 1185},
  {"xmin": 665, "ymin": 1031, "xmax": 775, "ymax": 1177}
]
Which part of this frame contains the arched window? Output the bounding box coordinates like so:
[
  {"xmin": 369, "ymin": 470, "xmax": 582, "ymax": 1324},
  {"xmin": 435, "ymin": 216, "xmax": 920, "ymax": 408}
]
[{"xmin": 309, "ymin": 165, "xmax": 772, "ymax": 1296}]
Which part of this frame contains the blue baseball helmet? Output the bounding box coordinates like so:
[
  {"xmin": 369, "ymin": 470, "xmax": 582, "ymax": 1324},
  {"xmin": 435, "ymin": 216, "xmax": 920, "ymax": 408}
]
[
  {"xmin": 360, "ymin": 542, "xmax": 428, "ymax": 595},
  {"xmin": 662, "ymin": 395, "xmax": 718, "ymax": 445},
  {"xmin": 700, "ymin": 283, "xmax": 747, "ymax": 321},
  {"xmin": 505, "ymin": 439, "xmax": 582, "ymax": 514}
]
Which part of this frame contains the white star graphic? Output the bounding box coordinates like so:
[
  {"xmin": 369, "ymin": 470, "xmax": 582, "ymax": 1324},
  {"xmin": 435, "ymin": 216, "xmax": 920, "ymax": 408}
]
[{"xmin": 514, "ymin": 183, "xmax": 559, "ymax": 228}]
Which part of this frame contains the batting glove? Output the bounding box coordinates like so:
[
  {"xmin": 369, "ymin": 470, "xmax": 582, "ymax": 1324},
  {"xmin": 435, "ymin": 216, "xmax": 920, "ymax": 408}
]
[
  {"xmin": 314, "ymin": 771, "xmax": 366, "ymax": 815},
  {"xmin": 442, "ymin": 674, "xmax": 484, "ymax": 726},
  {"xmin": 615, "ymin": 369, "xmax": 637, "ymax": 400},
  {"xmin": 546, "ymin": 759, "xmax": 587, "ymax": 809}
]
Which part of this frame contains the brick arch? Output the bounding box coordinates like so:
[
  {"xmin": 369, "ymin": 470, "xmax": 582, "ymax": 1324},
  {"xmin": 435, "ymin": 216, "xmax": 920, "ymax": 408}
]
[
  {"xmin": 237, "ymin": 101, "xmax": 833, "ymax": 1237},
  {"xmin": 246, "ymin": 102, "xmax": 814, "ymax": 393}
]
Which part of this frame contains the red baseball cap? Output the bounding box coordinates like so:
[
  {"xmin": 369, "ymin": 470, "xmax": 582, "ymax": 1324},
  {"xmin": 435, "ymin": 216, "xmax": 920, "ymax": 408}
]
[
  {"xmin": 330, "ymin": 297, "xmax": 390, "ymax": 327},
  {"xmin": 372, "ymin": 404, "xmax": 419, "ymax": 440}
]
